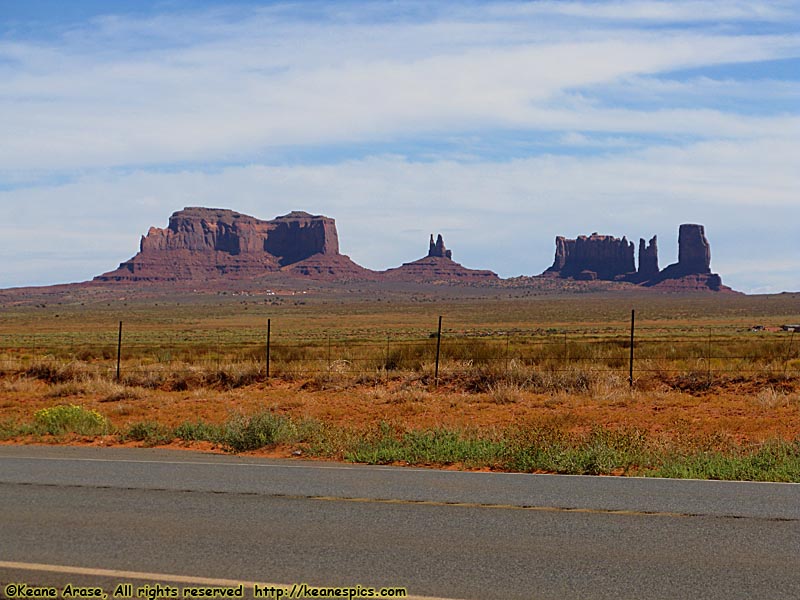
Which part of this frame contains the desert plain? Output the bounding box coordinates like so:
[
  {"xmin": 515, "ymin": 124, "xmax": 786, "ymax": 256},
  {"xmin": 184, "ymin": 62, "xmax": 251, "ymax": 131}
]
[{"xmin": 0, "ymin": 279, "xmax": 798, "ymax": 480}]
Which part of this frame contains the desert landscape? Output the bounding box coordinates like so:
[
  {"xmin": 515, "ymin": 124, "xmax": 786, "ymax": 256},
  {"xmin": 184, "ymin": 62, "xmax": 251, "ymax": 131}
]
[
  {"xmin": 1, "ymin": 207, "xmax": 797, "ymax": 480},
  {"xmin": 3, "ymin": 4, "xmax": 800, "ymax": 598}
]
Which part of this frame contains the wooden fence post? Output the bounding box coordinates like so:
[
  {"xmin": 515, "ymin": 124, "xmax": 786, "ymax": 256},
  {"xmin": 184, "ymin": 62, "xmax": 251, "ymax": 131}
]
[
  {"xmin": 266, "ymin": 318, "xmax": 271, "ymax": 380},
  {"xmin": 434, "ymin": 316, "xmax": 443, "ymax": 388},
  {"xmin": 629, "ymin": 309, "xmax": 635, "ymax": 388},
  {"xmin": 116, "ymin": 321, "xmax": 123, "ymax": 383}
]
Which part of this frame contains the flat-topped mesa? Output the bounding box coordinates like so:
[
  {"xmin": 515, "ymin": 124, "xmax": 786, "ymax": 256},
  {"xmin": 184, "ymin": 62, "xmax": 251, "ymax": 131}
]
[
  {"xmin": 141, "ymin": 207, "xmax": 338, "ymax": 260},
  {"xmin": 428, "ymin": 234, "xmax": 453, "ymax": 259},
  {"xmin": 543, "ymin": 233, "xmax": 636, "ymax": 281},
  {"xmin": 265, "ymin": 210, "xmax": 339, "ymax": 264},
  {"xmin": 383, "ymin": 234, "xmax": 498, "ymax": 283},
  {"xmin": 95, "ymin": 207, "xmax": 363, "ymax": 282}
]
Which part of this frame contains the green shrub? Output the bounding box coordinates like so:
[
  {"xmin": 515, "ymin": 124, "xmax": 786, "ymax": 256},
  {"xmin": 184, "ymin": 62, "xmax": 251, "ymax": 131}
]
[
  {"xmin": 652, "ymin": 440, "xmax": 800, "ymax": 482},
  {"xmin": 344, "ymin": 423, "xmax": 508, "ymax": 467},
  {"xmin": 125, "ymin": 421, "xmax": 173, "ymax": 446},
  {"xmin": 221, "ymin": 411, "xmax": 288, "ymax": 452},
  {"xmin": 0, "ymin": 419, "xmax": 36, "ymax": 440},
  {"xmin": 175, "ymin": 420, "xmax": 224, "ymax": 443},
  {"xmin": 33, "ymin": 404, "xmax": 109, "ymax": 435}
]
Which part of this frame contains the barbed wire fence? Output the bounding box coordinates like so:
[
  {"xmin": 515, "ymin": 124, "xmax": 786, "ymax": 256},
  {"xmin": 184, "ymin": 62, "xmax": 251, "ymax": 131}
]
[{"xmin": 0, "ymin": 314, "xmax": 798, "ymax": 387}]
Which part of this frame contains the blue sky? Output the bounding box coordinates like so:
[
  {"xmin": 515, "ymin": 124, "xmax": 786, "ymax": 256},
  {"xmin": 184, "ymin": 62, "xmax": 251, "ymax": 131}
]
[{"xmin": 1, "ymin": 0, "xmax": 798, "ymax": 292}]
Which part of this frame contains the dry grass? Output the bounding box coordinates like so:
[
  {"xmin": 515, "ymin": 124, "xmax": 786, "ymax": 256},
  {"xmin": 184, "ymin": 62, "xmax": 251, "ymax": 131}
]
[
  {"xmin": 1, "ymin": 369, "xmax": 797, "ymax": 445},
  {"xmin": 755, "ymin": 387, "xmax": 799, "ymax": 409},
  {"xmin": 485, "ymin": 382, "xmax": 523, "ymax": 404},
  {"xmin": 0, "ymin": 377, "xmax": 39, "ymax": 394},
  {"xmin": 1, "ymin": 289, "xmax": 798, "ymax": 464}
]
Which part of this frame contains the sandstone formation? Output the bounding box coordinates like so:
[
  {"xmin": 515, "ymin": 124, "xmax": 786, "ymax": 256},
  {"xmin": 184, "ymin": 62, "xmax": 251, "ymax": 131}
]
[
  {"xmin": 637, "ymin": 236, "xmax": 659, "ymax": 281},
  {"xmin": 646, "ymin": 224, "xmax": 730, "ymax": 291},
  {"xmin": 282, "ymin": 254, "xmax": 379, "ymax": 280},
  {"xmin": 382, "ymin": 234, "xmax": 498, "ymax": 283},
  {"xmin": 647, "ymin": 272, "xmax": 727, "ymax": 292},
  {"xmin": 93, "ymin": 207, "xmax": 734, "ymax": 292},
  {"xmin": 542, "ymin": 233, "xmax": 636, "ymax": 281},
  {"xmin": 428, "ymin": 234, "xmax": 453, "ymax": 259},
  {"xmin": 541, "ymin": 224, "xmax": 733, "ymax": 292},
  {"xmin": 679, "ymin": 224, "xmax": 712, "ymax": 273},
  {"xmin": 96, "ymin": 208, "xmax": 372, "ymax": 282},
  {"xmin": 653, "ymin": 224, "xmax": 711, "ymax": 280}
]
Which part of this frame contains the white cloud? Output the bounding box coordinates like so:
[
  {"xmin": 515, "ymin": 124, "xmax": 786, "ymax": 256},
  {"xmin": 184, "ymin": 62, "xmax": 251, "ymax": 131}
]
[
  {"xmin": 1, "ymin": 134, "xmax": 797, "ymax": 292},
  {"xmin": 596, "ymin": 75, "xmax": 800, "ymax": 104},
  {"xmin": 486, "ymin": 1, "xmax": 796, "ymax": 22},
  {"xmin": 0, "ymin": 1, "xmax": 798, "ymax": 293},
  {"xmin": 0, "ymin": 7, "xmax": 798, "ymax": 172}
]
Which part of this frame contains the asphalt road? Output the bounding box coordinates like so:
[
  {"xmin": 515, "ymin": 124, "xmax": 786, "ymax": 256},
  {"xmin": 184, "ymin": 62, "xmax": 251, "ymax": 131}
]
[{"xmin": 1, "ymin": 445, "xmax": 798, "ymax": 600}]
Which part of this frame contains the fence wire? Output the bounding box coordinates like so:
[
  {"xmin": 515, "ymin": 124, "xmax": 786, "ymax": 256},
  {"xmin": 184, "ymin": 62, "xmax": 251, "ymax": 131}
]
[{"xmin": 0, "ymin": 327, "xmax": 797, "ymax": 382}]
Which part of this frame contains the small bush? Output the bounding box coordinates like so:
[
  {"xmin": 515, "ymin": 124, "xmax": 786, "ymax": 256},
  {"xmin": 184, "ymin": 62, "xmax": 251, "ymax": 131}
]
[
  {"xmin": 221, "ymin": 412, "xmax": 287, "ymax": 452},
  {"xmin": 100, "ymin": 384, "xmax": 144, "ymax": 403},
  {"xmin": 165, "ymin": 368, "xmax": 205, "ymax": 391},
  {"xmin": 25, "ymin": 361, "xmax": 93, "ymax": 384},
  {"xmin": 220, "ymin": 411, "xmax": 318, "ymax": 452},
  {"xmin": 125, "ymin": 421, "xmax": 173, "ymax": 446},
  {"xmin": 0, "ymin": 419, "xmax": 35, "ymax": 440},
  {"xmin": 0, "ymin": 377, "xmax": 38, "ymax": 393},
  {"xmin": 175, "ymin": 420, "xmax": 224, "ymax": 443},
  {"xmin": 46, "ymin": 382, "xmax": 89, "ymax": 398},
  {"xmin": 344, "ymin": 423, "xmax": 508, "ymax": 468},
  {"xmin": 207, "ymin": 363, "xmax": 262, "ymax": 389},
  {"xmin": 486, "ymin": 382, "xmax": 522, "ymax": 404},
  {"xmin": 660, "ymin": 372, "xmax": 713, "ymax": 393},
  {"xmin": 121, "ymin": 369, "xmax": 167, "ymax": 389},
  {"xmin": 33, "ymin": 404, "xmax": 109, "ymax": 436}
]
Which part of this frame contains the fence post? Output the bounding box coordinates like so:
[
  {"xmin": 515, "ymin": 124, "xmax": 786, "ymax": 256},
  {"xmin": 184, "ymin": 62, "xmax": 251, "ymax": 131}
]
[
  {"xmin": 434, "ymin": 315, "xmax": 443, "ymax": 388},
  {"xmin": 266, "ymin": 318, "xmax": 271, "ymax": 380},
  {"xmin": 785, "ymin": 330, "xmax": 795, "ymax": 376},
  {"xmin": 505, "ymin": 332, "xmax": 510, "ymax": 376},
  {"xmin": 116, "ymin": 321, "xmax": 123, "ymax": 383},
  {"xmin": 629, "ymin": 309, "xmax": 635, "ymax": 388},
  {"xmin": 385, "ymin": 334, "xmax": 390, "ymax": 379},
  {"xmin": 216, "ymin": 330, "xmax": 221, "ymax": 371}
]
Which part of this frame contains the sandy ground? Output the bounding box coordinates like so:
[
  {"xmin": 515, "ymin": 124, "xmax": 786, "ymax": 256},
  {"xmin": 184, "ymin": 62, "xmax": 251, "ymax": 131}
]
[{"xmin": 2, "ymin": 375, "xmax": 799, "ymax": 452}]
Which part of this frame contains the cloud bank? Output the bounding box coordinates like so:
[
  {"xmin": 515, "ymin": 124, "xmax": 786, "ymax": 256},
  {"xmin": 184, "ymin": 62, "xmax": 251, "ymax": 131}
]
[{"xmin": 0, "ymin": 0, "xmax": 798, "ymax": 292}]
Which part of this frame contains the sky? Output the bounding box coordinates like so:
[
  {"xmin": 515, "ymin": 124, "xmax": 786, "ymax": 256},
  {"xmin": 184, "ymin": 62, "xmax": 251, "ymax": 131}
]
[{"xmin": 0, "ymin": 0, "xmax": 798, "ymax": 293}]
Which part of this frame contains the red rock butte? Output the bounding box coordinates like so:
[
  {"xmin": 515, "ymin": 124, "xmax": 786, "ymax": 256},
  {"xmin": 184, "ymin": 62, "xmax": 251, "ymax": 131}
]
[
  {"xmin": 541, "ymin": 223, "xmax": 734, "ymax": 292},
  {"xmin": 95, "ymin": 207, "xmax": 371, "ymax": 282},
  {"xmin": 382, "ymin": 233, "xmax": 499, "ymax": 283},
  {"xmin": 95, "ymin": 207, "xmax": 733, "ymax": 292}
]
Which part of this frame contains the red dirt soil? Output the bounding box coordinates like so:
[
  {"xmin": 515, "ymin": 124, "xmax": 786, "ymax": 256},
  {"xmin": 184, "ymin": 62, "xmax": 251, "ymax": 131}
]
[{"xmin": 2, "ymin": 377, "xmax": 799, "ymax": 454}]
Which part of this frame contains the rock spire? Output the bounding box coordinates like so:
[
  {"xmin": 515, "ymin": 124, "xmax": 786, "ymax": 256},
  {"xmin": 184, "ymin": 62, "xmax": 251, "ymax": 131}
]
[{"xmin": 428, "ymin": 234, "xmax": 453, "ymax": 259}]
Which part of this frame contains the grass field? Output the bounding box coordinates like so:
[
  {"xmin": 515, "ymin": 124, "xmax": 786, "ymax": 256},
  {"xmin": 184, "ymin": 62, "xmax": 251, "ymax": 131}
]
[{"xmin": 1, "ymin": 282, "xmax": 798, "ymax": 480}]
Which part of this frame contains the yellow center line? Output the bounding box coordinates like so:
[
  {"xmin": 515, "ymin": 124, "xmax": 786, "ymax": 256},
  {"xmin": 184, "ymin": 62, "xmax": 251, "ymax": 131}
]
[
  {"xmin": 2, "ymin": 479, "xmax": 694, "ymax": 519},
  {"xmin": 307, "ymin": 495, "xmax": 691, "ymax": 518}
]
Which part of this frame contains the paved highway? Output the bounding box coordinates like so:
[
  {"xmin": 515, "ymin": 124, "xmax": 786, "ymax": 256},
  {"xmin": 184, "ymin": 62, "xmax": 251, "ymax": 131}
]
[{"xmin": 1, "ymin": 445, "xmax": 798, "ymax": 599}]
